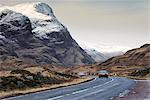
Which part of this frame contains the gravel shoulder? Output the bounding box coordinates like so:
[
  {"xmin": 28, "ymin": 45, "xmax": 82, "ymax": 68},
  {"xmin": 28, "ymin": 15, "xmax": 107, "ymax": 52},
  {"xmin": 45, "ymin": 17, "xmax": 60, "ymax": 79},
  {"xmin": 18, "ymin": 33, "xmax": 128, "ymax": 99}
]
[{"xmin": 115, "ymin": 80, "xmax": 150, "ymax": 100}]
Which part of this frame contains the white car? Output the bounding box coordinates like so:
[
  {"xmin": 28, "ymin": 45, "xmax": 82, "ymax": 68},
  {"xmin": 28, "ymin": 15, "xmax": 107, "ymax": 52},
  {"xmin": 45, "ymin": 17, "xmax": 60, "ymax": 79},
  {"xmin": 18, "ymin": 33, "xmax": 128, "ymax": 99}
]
[{"xmin": 98, "ymin": 70, "xmax": 109, "ymax": 78}]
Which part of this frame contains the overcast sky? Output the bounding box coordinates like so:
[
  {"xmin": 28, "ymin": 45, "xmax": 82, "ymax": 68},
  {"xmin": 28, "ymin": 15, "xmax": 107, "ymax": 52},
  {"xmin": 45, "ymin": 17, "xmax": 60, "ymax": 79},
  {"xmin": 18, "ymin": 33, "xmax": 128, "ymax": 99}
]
[{"xmin": 0, "ymin": 0, "xmax": 149, "ymax": 49}]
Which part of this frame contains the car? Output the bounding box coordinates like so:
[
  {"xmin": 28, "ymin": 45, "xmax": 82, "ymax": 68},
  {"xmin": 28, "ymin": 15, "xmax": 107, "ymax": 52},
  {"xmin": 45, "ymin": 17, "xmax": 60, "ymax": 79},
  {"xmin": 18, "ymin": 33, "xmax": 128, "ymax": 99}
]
[{"xmin": 98, "ymin": 70, "xmax": 109, "ymax": 78}]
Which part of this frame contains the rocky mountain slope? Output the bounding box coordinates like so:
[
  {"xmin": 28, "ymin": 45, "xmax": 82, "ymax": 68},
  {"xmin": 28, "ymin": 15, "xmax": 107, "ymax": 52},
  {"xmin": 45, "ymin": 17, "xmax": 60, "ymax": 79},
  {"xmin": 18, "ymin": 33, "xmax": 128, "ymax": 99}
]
[
  {"xmin": 99, "ymin": 44, "xmax": 150, "ymax": 66},
  {"xmin": 0, "ymin": 2, "xmax": 95, "ymax": 67}
]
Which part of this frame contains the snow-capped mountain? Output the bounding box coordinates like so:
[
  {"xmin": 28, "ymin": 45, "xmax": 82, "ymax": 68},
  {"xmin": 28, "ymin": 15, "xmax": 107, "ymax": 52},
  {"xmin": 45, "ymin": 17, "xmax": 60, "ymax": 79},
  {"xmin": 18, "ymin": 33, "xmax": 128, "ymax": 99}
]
[
  {"xmin": 0, "ymin": 2, "xmax": 95, "ymax": 66},
  {"xmin": 80, "ymin": 42, "xmax": 131, "ymax": 53},
  {"xmin": 0, "ymin": 2, "xmax": 64, "ymax": 39},
  {"xmin": 80, "ymin": 44, "xmax": 108, "ymax": 62},
  {"xmin": 80, "ymin": 43, "xmax": 131, "ymax": 62},
  {"xmin": 84, "ymin": 49, "xmax": 108, "ymax": 62}
]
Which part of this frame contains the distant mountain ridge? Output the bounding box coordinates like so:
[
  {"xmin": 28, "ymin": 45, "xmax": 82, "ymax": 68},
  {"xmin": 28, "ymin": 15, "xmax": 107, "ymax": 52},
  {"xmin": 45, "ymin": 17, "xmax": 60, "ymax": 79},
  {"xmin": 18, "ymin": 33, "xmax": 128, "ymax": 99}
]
[
  {"xmin": 99, "ymin": 44, "xmax": 150, "ymax": 66},
  {"xmin": 80, "ymin": 44, "xmax": 125, "ymax": 62},
  {"xmin": 0, "ymin": 2, "xmax": 95, "ymax": 67},
  {"xmin": 84, "ymin": 48, "xmax": 108, "ymax": 62}
]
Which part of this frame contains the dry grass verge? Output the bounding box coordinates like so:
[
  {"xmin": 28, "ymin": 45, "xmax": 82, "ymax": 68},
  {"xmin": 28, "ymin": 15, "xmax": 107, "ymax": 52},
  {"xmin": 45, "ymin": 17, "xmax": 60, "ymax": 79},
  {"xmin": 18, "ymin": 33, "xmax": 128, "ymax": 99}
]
[
  {"xmin": 98, "ymin": 66, "xmax": 150, "ymax": 80},
  {"xmin": 0, "ymin": 77, "xmax": 93, "ymax": 99}
]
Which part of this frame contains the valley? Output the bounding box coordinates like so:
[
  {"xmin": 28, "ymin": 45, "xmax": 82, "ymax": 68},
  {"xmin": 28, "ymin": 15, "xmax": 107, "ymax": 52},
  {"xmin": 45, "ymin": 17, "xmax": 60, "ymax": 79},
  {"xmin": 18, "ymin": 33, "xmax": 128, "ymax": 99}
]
[{"xmin": 0, "ymin": 1, "xmax": 149, "ymax": 100}]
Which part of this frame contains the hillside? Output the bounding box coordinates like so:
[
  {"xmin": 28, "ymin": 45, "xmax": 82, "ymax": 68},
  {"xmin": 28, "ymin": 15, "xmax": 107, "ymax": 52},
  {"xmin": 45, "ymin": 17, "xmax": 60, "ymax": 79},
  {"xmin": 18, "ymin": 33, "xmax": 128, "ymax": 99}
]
[
  {"xmin": 0, "ymin": 67, "xmax": 76, "ymax": 91},
  {"xmin": 99, "ymin": 44, "xmax": 150, "ymax": 67},
  {"xmin": 0, "ymin": 3, "xmax": 95, "ymax": 67},
  {"xmin": 0, "ymin": 66, "xmax": 93, "ymax": 99}
]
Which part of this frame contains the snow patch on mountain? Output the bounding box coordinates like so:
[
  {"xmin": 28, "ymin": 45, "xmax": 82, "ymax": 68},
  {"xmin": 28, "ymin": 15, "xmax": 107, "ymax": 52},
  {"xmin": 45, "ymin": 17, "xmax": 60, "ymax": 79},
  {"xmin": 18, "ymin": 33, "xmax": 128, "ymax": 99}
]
[
  {"xmin": 0, "ymin": 2, "xmax": 64, "ymax": 39},
  {"xmin": 80, "ymin": 42, "xmax": 131, "ymax": 53},
  {"xmin": 80, "ymin": 44, "xmax": 108, "ymax": 62},
  {"xmin": 34, "ymin": 2, "xmax": 54, "ymax": 16},
  {"xmin": 80, "ymin": 43, "xmax": 131, "ymax": 62},
  {"xmin": 84, "ymin": 49, "xmax": 108, "ymax": 62},
  {"xmin": 0, "ymin": 33, "xmax": 5, "ymax": 39}
]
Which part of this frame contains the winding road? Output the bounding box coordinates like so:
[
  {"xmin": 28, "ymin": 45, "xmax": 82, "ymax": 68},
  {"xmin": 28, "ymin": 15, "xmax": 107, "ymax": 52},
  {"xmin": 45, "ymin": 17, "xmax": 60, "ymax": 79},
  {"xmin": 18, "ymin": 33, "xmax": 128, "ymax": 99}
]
[{"xmin": 4, "ymin": 77, "xmax": 134, "ymax": 100}]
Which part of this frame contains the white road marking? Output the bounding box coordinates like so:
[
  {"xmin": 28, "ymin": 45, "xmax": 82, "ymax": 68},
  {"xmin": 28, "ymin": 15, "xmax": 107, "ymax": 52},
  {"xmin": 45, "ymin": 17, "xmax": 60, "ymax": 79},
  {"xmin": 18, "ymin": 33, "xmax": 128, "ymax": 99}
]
[
  {"xmin": 72, "ymin": 88, "xmax": 90, "ymax": 94},
  {"xmin": 92, "ymin": 78, "xmax": 114, "ymax": 89},
  {"xmin": 72, "ymin": 83, "xmax": 120, "ymax": 100},
  {"xmin": 47, "ymin": 78, "xmax": 115, "ymax": 100},
  {"xmin": 47, "ymin": 95, "xmax": 64, "ymax": 100},
  {"xmin": 72, "ymin": 89, "xmax": 106, "ymax": 100}
]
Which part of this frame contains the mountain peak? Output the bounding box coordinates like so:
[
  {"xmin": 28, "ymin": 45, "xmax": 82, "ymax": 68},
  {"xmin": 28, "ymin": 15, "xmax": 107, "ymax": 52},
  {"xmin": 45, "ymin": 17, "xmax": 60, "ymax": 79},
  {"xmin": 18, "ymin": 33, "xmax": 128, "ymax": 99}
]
[
  {"xmin": 0, "ymin": 9, "xmax": 31, "ymax": 39},
  {"xmin": 33, "ymin": 2, "xmax": 54, "ymax": 16},
  {"xmin": 12, "ymin": 2, "xmax": 55, "ymax": 20},
  {"xmin": 140, "ymin": 44, "xmax": 150, "ymax": 48},
  {"xmin": 0, "ymin": 2, "xmax": 65, "ymax": 39},
  {"xmin": 0, "ymin": 2, "xmax": 55, "ymax": 20},
  {"xmin": 0, "ymin": 3, "xmax": 95, "ymax": 67}
]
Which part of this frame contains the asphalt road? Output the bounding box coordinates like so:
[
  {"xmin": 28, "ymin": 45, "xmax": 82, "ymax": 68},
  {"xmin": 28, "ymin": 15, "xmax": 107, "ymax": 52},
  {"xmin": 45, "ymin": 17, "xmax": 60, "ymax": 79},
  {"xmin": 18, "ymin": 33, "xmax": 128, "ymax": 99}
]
[{"xmin": 4, "ymin": 77, "xmax": 134, "ymax": 100}]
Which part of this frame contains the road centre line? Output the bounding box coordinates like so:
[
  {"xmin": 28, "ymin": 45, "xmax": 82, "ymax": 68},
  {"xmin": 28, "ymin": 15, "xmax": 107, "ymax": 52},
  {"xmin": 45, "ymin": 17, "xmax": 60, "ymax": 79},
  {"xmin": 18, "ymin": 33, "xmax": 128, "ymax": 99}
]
[{"xmin": 47, "ymin": 78, "xmax": 114, "ymax": 100}]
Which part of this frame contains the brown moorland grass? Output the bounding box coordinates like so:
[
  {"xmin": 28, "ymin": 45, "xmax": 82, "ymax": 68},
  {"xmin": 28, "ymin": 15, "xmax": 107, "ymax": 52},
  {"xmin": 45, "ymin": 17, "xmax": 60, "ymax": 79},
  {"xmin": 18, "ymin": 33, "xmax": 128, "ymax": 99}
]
[
  {"xmin": 0, "ymin": 67, "xmax": 93, "ymax": 99},
  {"xmin": 0, "ymin": 77, "xmax": 92, "ymax": 99}
]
